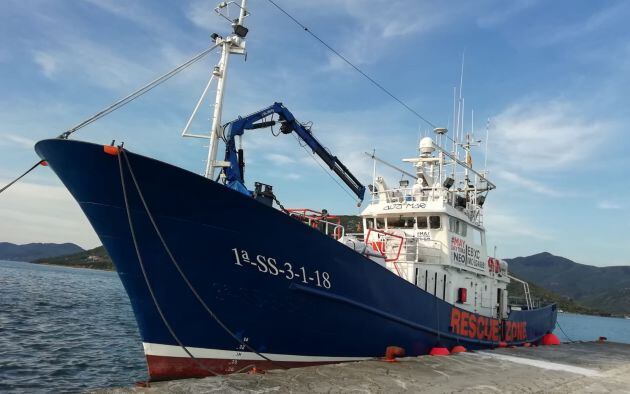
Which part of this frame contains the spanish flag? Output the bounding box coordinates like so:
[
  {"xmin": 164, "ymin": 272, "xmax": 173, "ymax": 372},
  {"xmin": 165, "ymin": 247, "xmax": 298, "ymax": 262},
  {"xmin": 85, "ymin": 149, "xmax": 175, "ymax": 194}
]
[{"xmin": 466, "ymin": 150, "xmax": 472, "ymax": 167}]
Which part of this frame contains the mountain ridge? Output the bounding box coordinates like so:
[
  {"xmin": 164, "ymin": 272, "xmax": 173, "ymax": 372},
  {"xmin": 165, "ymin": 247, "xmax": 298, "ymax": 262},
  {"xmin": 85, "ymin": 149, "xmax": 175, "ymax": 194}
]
[
  {"xmin": 506, "ymin": 252, "xmax": 630, "ymax": 315},
  {"xmin": 0, "ymin": 242, "xmax": 84, "ymax": 262}
]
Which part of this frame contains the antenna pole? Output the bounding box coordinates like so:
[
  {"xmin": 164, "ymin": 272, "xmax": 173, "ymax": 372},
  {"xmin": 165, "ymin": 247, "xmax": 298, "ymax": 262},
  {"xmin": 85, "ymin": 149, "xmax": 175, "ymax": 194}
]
[
  {"xmin": 205, "ymin": 44, "xmax": 231, "ymax": 179},
  {"xmin": 204, "ymin": 0, "xmax": 249, "ymax": 179},
  {"xmin": 484, "ymin": 117, "xmax": 490, "ymax": 172}
]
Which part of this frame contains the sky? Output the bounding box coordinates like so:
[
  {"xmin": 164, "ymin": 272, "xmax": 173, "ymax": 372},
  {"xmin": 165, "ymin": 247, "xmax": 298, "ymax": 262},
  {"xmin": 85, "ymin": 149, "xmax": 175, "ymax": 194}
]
[{"xmin": 0, "ymin": 0, "xmax": 628, "ymax": 266}]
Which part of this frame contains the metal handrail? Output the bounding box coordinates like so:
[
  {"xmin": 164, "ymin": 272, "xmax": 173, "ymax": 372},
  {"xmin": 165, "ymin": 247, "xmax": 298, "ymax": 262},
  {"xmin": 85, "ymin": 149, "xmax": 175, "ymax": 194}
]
[
  {"xmin": 369, "ymin": 187, "xmax": 444, "ymax": 204},
  {"xmin": 289, "ymin": 212, "xmax": 345, "ymax": 239},
  {"xmin": 508, "ymin": 275, "xmax": 533, "ymax": 310}
]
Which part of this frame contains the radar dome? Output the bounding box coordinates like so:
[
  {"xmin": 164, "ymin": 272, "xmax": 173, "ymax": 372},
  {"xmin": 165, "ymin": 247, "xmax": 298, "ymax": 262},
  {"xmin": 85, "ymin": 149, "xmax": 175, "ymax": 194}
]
[{"xmin": 419, "ymin": 137, "xmax": 435, "ymax": 156}]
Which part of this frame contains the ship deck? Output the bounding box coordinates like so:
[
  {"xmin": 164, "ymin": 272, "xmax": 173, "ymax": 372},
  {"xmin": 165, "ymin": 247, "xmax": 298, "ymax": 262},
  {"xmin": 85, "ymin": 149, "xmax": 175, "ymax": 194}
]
[{"xmin": 98, "ymin": 341, "xmax": 630, "ymax": 393}]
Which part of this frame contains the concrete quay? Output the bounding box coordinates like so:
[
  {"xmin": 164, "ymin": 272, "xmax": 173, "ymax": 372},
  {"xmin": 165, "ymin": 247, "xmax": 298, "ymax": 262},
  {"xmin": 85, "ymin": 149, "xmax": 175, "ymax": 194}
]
[{"xmin": 98, "ymin": 341, "xmax": 630, "ymax": 393}]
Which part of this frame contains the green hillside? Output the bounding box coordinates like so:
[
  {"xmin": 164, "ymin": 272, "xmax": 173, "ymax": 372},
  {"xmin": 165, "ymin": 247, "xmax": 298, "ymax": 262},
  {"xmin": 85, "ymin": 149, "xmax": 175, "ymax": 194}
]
[
  {"xmin": 507, "ymin": 276, "xmax": 604, "ymax": 315},
  {"xmin": 507, "ymin": 252, "xmax": 630, "ymax": 315},
  {"xmin": 34, "ymin": 245, "xmax": 113, "ymax": 271}
]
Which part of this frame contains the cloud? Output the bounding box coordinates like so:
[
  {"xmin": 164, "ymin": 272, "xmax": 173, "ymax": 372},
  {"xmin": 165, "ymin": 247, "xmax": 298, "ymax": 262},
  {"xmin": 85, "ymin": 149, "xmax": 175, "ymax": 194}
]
[
  {"xmin": 0, "ymin": 134, "xmax": 36, "ymax": 149},
  {"xmin": 477, "ymin": 0, "xmax": 539, "ymax": 28},
  {"xmin": 0, "ymin": 179, "xmax": 99, "ymax": 248},
  {"xmin": 532, "ymin": 2, "xmax": 630, "ymax": 47},
  {"xmin": 494, "ymin": 169, "xmax": 564, "ymax": 197},
  {"xmin": 33, "ymin": 51, "xmax": 58, "ymax": 78},
  {"xmin": 485, "ymin": 209, "xmax": 553, "ymax": 242},
  {"xmin": 185, "ymin": 0, "xmax": 234, "ymax": 32},
  {"xmin": 490, "ymin": 99, "xmax": 610, "ymax": 171},
  {"xmin": 265, "ymin": 153, "xmax": 295, "ymax": 165},
  {"xmin": 597, "ymin": 200, "xmax": 622, "ymax": 210}
]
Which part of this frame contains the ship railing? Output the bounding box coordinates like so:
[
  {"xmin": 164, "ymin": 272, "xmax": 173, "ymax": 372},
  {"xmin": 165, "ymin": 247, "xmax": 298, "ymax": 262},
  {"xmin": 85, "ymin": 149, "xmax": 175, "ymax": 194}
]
[
  {"xmin": 508, "ymin": 296, "xmax": 542, "ymax": 310},
  {"xmin": 508, "ymin": 275, "xmax": 533, "ymax": 310},
  {"xmin": 286, "ymin": 208, "xmax": 345, "ymax": 240},
  {"xmin": 369, "ymin": 187, "xmax": 444, "ymax": 205},
  {"xmin": 362, "ymin": 229, "xmax": 448, "ymax": 266},
  {"xmin": 396, "ymin": 238, "xmax": 447, "ymax": 265}
]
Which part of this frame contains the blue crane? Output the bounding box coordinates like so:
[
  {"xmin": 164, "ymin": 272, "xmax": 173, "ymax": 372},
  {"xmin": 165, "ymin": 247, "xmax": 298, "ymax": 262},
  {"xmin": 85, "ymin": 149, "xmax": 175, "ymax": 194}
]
[{"xmin": 220, "ymin": 102, "xmax": 365, "ymax": 203}]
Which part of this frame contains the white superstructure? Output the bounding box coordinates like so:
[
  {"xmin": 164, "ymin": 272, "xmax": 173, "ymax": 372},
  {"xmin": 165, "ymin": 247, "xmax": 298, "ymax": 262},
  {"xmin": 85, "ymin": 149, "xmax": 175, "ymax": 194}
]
[{"xmin": 344, "ymin": 130, "xmax": 516, "ymax": 319}]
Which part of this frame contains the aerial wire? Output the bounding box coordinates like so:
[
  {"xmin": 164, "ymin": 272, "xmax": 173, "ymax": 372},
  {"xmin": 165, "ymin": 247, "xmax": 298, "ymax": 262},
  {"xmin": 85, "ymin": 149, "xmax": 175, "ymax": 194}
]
[{"xmin": 264, "ymin": 0, "xmax": 438, "ymax": 130}]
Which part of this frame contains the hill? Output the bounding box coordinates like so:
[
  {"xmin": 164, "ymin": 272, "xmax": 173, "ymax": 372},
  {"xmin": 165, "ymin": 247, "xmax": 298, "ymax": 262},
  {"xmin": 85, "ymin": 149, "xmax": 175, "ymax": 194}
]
[
  {"xmin": 507, "ymin": 252, "xmax": 630, "ymax": 315},
  {"xmin": 506, "ymin": 275, "xmax": 603, "ymax": 315},
  {"xmin": 0, "ymin": 242, "xmax": 83, "ymax": 262},
  {"xmin": 34, "ymin": 245, "xmax": 113, "ymax": 271}
]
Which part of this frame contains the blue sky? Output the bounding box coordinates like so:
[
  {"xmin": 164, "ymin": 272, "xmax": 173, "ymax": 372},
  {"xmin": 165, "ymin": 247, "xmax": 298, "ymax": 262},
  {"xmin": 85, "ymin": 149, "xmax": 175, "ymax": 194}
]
[{"xmin": 0, "ymin": 0, "xmax": 628, "ymax": 266}]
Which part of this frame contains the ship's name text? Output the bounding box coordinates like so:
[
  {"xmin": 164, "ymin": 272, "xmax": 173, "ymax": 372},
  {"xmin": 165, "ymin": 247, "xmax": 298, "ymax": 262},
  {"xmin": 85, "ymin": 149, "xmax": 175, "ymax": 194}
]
[
  {"xmin": 231, "ymin": 248, "xmax": 331, "ymax": 289},
  {"xmin": 383, "ymin": 202, "xmax": 426, "ymax": 210}
]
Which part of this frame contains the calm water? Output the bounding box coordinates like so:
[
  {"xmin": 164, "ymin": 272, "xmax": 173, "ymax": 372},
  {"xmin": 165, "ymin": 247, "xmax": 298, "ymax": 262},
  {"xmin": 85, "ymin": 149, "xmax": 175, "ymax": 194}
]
[
  {"xmin": 0, "ymin": 261, "xmax": 145, "ymax": 393},
  {"xmin": 1, "ymin": 260, "xmax": 630, "ymax": 393}
]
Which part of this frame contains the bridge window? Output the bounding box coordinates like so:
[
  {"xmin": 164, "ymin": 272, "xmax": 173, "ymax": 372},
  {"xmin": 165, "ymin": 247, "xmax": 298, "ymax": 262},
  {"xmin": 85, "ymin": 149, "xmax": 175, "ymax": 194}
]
[
  {"xmin": 387, "ymin": 216, "xmax": 415, "ymax": 229},
  {"xmin": 417, "ymin": 216, "xmax": 428, "ymax": 229},
  {"xmin": 471, "ymin": 227, "xmax": 483, "ymax": 245},
  {"xmin": 449, "ymin": 217, "xmax": 458, "ymax": 233},
  {"xmin": 365, "ymin": 218, "xmax": 375, "ymax": 229},
  {"xmin": 449, "ymin": 216, "xmax": 468, "ymax": 236},
  {"xmin": 429, "ymin": 216, "xmax": 441, "ymax": 229},
  {"xmin": 376, "ymin": 218, "xmax": 385, "ymax": 229}
]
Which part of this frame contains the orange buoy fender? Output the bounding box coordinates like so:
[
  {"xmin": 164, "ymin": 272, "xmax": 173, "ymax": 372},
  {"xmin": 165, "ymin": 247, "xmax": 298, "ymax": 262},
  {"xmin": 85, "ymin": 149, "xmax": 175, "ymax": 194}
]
[
  {"xmin": 498, "ymin": 341, "xmax": 508, "ymax": 348},
  {"xmin": 384, "ymin": 346, "xmax": 405, "ymax": 362},
  {"xmin": 541, "ymin": 333, "xmax": 561, "ymax": 345},
  {"xmin": 429, "ymin": 346, "xmax": 450, "ymax": 356},
  {"xmin": 103, "ymin": 145, "xmax": 120, "ymax": 156},
  {"xmin": 451, "ymin": 345, "xmax": 467, "ymax": 354}
]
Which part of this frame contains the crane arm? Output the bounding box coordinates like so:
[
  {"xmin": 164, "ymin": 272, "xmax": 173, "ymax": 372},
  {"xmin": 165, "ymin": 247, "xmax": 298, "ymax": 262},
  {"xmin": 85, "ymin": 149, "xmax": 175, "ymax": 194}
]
[{"xmin": 221, "ymin": 102, "xmax": 365, "ymax": 202}]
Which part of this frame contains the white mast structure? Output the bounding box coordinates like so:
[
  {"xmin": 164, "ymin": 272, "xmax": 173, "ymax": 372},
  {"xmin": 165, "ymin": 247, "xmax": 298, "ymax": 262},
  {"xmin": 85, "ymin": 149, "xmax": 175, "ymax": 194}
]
[{"xmin": 181, "ymin": 0, "xmax": 249, "ymax": 179}]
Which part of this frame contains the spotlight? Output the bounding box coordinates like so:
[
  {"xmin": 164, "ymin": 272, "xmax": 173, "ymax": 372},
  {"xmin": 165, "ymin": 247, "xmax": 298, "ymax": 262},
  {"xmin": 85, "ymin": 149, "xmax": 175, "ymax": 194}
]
[
  {"xmin": 443, "ymin": 177, "xmax": 455, "ymax": 189},
  {"xmin": 233, "ymin": 24, "xmax": 249, "ymax": 38}
]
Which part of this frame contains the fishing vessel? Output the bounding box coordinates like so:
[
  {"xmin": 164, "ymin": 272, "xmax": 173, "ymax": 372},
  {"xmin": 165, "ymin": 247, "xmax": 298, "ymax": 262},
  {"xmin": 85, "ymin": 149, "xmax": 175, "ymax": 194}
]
[{"xmin": 34, "ymin": 1, "xmax": 557, "ymax": 381}]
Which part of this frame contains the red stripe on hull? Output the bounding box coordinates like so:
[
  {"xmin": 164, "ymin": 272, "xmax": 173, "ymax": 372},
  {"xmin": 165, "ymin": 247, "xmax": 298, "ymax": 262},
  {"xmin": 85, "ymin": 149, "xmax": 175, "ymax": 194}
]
[{"xmin": 146, "ymin": 355, "xmax": 335, "ymax": 381}]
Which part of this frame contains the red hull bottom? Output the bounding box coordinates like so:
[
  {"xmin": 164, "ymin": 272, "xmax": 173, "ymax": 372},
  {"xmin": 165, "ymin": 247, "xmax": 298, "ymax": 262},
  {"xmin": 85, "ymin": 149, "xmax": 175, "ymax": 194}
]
[{"xmin": 146, "ymin": 355, "xmax": 336, "ymax": 381}]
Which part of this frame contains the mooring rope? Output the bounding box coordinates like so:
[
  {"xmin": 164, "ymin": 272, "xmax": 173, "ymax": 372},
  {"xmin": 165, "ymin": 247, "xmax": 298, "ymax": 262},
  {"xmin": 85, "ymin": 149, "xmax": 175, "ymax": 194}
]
[
  {"xmin": 0, "ymin": 160, "xmax": 45, "ymax": 195},
  {"xmin": 117, "ymin": 148, "xmax": 220, "ymax": 376},
  {"xmin": 120, "ymin": 148, "xmax": 276, "ymax": 366},
  {"xmin": 555, "ymin": 320, "xmax": 575, "ymax": 343}
]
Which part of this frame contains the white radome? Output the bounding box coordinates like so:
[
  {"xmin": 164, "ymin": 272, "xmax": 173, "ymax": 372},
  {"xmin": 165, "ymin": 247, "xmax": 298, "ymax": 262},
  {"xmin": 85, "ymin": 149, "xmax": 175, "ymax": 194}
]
[{"xmin": 419, "ymin": 137, "xmax": 435, "ymax": 155}]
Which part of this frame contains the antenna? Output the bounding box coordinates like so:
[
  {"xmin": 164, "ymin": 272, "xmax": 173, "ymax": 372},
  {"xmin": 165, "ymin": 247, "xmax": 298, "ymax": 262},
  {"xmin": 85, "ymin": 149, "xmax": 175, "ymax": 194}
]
[
  {"xmin": 471, "ymin": 109, "xmax": 474, "ymax": 142},
  {"xmin": 484, "ymin": 117, "xmax": 490, "ymax": 172},
  {"xmin": 453, "ymin": 86, "xmax": 457, "ymax": 152}
]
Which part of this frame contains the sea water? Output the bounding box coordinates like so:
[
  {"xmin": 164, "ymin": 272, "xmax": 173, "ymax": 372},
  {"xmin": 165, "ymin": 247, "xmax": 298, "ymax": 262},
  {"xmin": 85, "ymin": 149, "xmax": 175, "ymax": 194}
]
[{"xmin": 1, "ymin": 260, "xmax": 629, "ymax": 393}]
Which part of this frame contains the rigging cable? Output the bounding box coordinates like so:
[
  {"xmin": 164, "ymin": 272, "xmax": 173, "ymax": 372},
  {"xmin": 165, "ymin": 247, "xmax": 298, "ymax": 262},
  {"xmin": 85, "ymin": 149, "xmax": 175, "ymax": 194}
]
[
  {"xmin": 58, "ymin": 44, "xmax": 220, "ymax": 140},
  {"xmin": 1, "ymin": 45, "xmax": 220, "ymax": 196},
  {"xmin": 292, "ymin": 133, "xmax": 360, "ymax": 205},
  {"xmin": 265, "ymin": 0, "xmax": 437, "ymax": 129}
]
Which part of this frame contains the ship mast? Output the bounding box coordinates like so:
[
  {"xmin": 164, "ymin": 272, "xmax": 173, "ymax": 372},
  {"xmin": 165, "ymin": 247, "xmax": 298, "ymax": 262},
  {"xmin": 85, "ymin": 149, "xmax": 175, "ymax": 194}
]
[
  {"xmin": 206, "ymin": 0, "xmax": 249, "ymax": 179},
  {"xmin": 182, "ymin": 0, "xmax": 249, "ymax": 179}
]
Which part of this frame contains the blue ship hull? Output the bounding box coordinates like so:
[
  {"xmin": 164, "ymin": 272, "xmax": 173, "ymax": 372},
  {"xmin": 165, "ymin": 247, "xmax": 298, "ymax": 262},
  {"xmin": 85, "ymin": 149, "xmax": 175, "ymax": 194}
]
[{"xmin": 35, "ymin": 139, "xmax": 557, "ymax": 380}]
